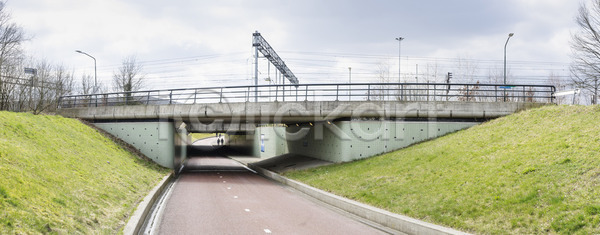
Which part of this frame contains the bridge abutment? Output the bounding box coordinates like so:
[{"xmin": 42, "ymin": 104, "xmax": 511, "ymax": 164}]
[
  {"xmin": 237, "ymin": 120, "xmax": 477, "ymax": 163},
  {"xmin": 93, "ymin": 121, "xmax": 188, "ymax": 169}
]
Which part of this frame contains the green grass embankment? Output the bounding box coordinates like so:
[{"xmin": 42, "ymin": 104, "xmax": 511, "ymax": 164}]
[
  {"xmin": 286, "ymin": 105, "xmax": 600, "ymax": 234},
  {"xmin": 0, "ymin": 112, "xmax": 170, "ymax": 234},
  {"xmin": 189, "ymin": 133, "xmax": 216, "ymax": 143}
]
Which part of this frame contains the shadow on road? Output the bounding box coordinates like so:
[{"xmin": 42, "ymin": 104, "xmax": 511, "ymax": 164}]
[{"xmin": 183, "ymin": 142, "xmax": 249, "ymax": 173}]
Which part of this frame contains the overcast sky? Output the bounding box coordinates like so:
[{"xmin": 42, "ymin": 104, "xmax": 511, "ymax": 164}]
[{"xmin": 8, "ymin": 0, "xmax": 580, "ymax": 91}]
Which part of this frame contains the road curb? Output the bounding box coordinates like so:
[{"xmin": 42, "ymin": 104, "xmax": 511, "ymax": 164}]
[
  {"xmin": 123, "ymin": 173, "xmax": 173, "ymax": 235},
  {"xmin": 247, "ymin": 164, "xmax": 469, "ymax": 235}
]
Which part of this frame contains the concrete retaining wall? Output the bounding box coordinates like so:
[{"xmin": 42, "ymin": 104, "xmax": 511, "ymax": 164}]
[
  {"xmin": 94, "ymin": 121, "xmax": 187, "ymax": 169},
  {"xmin": 285, "ymin": 121, "xmax": 477, "ymax": 163},
  {"xmin": 253, "ymin": 126, "xmax": 289, "ymax": 159}
]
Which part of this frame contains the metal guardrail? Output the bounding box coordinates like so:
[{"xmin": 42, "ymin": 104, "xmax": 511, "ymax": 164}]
[{"xmin": 57, "ymin": 83, "xmax": 556, "ymax": 109}]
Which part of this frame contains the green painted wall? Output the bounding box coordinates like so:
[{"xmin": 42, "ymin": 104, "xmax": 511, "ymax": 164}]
[
  {"xmin": 94, "ymin": 122, "xmax": 187, "ymax": 169},
  {"xmin": 249, "ymin": 126, "xmax": 288, "ymax": 159},
  {"xmin": 224, "ymin": 121, "xmax": 477, "ymax": 163},
  {"xmin": 284, "ymin": 121, "xmax": 477, "ymax": 163}
]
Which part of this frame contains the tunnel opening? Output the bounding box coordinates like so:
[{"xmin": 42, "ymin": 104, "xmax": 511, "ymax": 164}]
[{"xmin": 183, "ymin": 133, "xmax": 253, "ymax": 174}]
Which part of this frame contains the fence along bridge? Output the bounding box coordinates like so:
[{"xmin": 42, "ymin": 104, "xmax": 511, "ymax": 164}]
[{"xmin": 57, "ymin": 82, "xmax": 555, "ymax": 121}]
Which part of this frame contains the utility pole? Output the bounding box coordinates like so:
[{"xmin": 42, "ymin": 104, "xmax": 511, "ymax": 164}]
[{"xmin": 254, "ymin": 44, "xmax": 259, "ymax": 102}]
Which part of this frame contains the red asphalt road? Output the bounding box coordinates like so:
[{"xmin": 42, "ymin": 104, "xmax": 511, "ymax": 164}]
[{"xmin": 156, "ymin": 155, "xmax": 387, "ymax": 234}]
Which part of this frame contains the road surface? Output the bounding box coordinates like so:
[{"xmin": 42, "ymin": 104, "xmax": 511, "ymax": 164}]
[{"xmin": 153, "ymin": 140, "xmax": 388, "ymax": 234}]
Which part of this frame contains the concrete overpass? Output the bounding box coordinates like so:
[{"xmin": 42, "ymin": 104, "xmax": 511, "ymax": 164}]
[{"xmin": 57, "ymin": 83, "xmax": 555, "ymax": 170}]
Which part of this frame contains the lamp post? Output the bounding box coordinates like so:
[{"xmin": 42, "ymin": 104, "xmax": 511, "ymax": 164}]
[
  {"xmin": 503, "ymin": 33, "xmax": 514, "ymax": 102},
  {"xmin": 75, "ymin": 50, "xmax": 97, "ymax": 94},
  {"xmin": 348, "ymin": 67, "xmax": 352, "ymax": 84},
  {"xmin": 503, "ymin": 33, "xmax": 514, "ymax": 85},
  {"xmin": 395, "ymin": 37, "xmax": 404, "ymax": 83},
  {"xmin": 348, "ymin": 67, "xmax": 352, "ymax": 100}
]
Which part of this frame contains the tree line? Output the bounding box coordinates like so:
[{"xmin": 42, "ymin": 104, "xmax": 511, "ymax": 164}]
[{"xmin": 0, "ymin": 2, "xmax": 145, "ymax": 114}]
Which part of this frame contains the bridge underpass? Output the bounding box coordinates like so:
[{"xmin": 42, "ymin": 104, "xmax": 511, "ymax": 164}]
[
  {"xmin": 57, "ymin": 83, "xmax": 555, "ymax": 171},
  {"xmin": 144, "ymin": 137, "xmax": 393, "ymax": 234}
]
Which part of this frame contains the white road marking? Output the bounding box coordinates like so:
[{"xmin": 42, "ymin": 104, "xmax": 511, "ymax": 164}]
[
  {"xmin": 219, "ymin": 176, "xmax": 223, "ymax": 178},
  {"xmin": 234, "ymin": 196, "xmax": 238, "ymax": 199},
  {"xmin": 227, "ymin": 187, "xmax": 231, "ymax": 190},
  {"xmin": 264, "ymin": 229, "xmax": 272, "ymax": 233},
  {"xmin": 244, "ymin": 209, "xmax": 250, "ymax": 212},
  {"xmin": 223, "ymin": 181, "xmax": 226, "ymax": 183}
]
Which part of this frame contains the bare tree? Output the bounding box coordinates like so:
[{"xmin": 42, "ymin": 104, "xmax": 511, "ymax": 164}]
[
  {"xmin": 4, "ymin": 61, "xmax": 22, "ymax": 110},
  {"xmin": 80, "ymin": 74, "xmax": 94, "ymax": 95},
  {"xmin": 424, "ymin": 62, "xmax": 440, "ymax": 83},
  {"xmin": 548, "ymin": 72, "xmax": 569, "ymax": 104},
  {"xmin": 50, "ymin": 64, "xmax": 74, "ymax": 111},
  {"xmin": 455, "ymin": 55, "xmax": 480, "ymax": 83},
  {"xmin": 113, "ymin": 55, "xmax": 145, "ymax": 93},
  {"xmin": 458, "ymin": 81, "xmax": 480, "ymax": 102},
  {"xmin": 454, "ymin": 55, "xmax": 482, "ymax": 101},
  {"xmin": 27, "ymin": 61, "xmax": 73, "ymax": 114},
  {"xmin": 0, "ymin": 1, "xmax": 25, "ymax": 110},
  {"xmin": 570, "ymin": 0, "xmax": 600, "ymax": 104},
  {"xmin": 372, "ymin": 61, "xmax": 390, "ymax": 101}
]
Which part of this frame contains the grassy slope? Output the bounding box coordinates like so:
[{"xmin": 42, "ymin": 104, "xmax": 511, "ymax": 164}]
[
  {"xmin": 286, "ymin": 105, "xmax": 600, "ymax": 234},
  {"xmin": 0, "ymin": 112, "xmax": 170, "ymax": 234},
  {"xmin": 189, "ymin": 133, "xmax": 215, "ymax": 143}
]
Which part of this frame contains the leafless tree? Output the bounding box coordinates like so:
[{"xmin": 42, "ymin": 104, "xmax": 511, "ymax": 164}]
[
  {"xmin": 0, "ymin": 1, "xmax": 25, "ymax": 110},
  {"xmin": 50, "ymin": 64, "xmax": 74, "ymax": 111},
  {"xmin": 113, "ymin": 55, "xmax": 145, "ymax": 93},
  {"xmin": 80, "ymin": 74, "xmax": 94, "ymax": 95},
  {"xmin": 27, "ymin": 61, "xmax": 73, "ymax": 114},
  {"xmin": 455, "ymin": 55, "xmax": 480, "ymax": 84},
  {"xmin": 113, "ymin": 55, "xmax": 145, "ymax": 104},
  {"xmin": 371, "ymin": 61, "xmax": 390, "ymax": 101},
  {"xmin": 548, "ymin": 72, "xmax": 569, "ymax": 104},
  {"xmin": 458, "ymin": 81, "xmax": 480, "ymax": 102},
  {"xmin": 570, "ymin": 0, "xmax": 600, "ymax": 104},
  {"xmin": 423, "ymin": 62, "xmax": 441, "ymax": 101},
  {"xmin": 454, "ymin": 56, "xmax": 482, "ymax": 101}
]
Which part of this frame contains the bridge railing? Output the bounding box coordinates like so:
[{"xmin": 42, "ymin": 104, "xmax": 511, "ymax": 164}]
[{"xmin": 57, "ymin": 83, "xmax": 556, "ymax": 108}]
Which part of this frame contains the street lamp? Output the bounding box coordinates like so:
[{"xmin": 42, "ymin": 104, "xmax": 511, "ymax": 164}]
[
  {"xmin": 503, "ymin": 33, "xmax": 514, "ymax": 85},
  {"xmin": 348, "ymin": 67, "xmax": 352, "ymax": 100},
  {"xmin": 75, "ymin": 50, "xmax": 97, "ymax": 94},
  {"xmin": 503, "ymin": 33, "xmax": 514, "ymax": 102},
  {"xmin": 395, "ymin": 37, "xmax": 404, "ymax": 83},
  {"xmin": 348, "ymin": 67, "xmax": 352, "ymax": 84}
]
